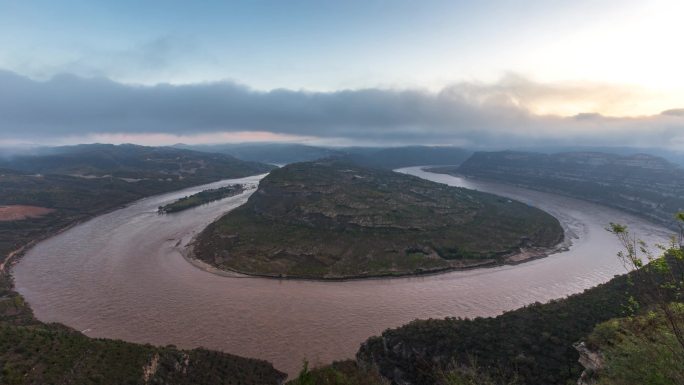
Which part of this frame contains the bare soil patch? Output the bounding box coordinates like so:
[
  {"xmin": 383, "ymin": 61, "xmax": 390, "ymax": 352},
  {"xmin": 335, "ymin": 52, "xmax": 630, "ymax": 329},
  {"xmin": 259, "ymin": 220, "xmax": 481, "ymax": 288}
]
[{"xmin": 0, "ymin": 205, "xmax": 55, "ymax": 221}]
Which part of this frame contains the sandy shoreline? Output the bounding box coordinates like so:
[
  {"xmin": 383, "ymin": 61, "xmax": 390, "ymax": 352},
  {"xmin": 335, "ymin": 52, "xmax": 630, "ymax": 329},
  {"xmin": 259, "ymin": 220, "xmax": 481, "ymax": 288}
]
[
  {"xmin": 179, "ymin": 232, "xmax": 571, "ymax": 282},
  {"xmin": 178, "ymin": 169, "xmax": 573, "ymax": 282}
]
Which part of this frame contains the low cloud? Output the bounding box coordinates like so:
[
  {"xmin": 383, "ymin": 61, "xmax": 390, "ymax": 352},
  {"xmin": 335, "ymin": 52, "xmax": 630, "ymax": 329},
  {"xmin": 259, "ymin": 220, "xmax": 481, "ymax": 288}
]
[
  {"xmin": 662, "ymin": 108, "xmax": 684, "ymax": 117},
  {"xmin": 0, "ymin": 70, "xmax": 683, "ymax": 148}
]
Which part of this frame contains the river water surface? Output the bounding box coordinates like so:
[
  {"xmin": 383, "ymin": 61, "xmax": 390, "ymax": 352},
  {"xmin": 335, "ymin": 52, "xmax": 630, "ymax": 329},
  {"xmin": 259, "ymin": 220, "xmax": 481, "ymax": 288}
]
[{"xmin": 13, "ymin": 167, "xmax": 671, "ymax": 377}]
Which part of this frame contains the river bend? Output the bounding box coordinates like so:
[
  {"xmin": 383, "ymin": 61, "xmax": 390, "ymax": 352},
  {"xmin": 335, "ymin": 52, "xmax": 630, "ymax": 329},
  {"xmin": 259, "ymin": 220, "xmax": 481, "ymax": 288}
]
[{"xmin": 13, "ymin": 168, "xmax": 671, "ymax": 376}]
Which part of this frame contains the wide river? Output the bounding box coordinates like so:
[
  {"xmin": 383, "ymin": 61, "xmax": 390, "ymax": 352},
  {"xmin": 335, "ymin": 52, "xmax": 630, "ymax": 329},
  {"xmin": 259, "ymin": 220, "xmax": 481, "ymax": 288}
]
[{"xmin": 13, "ymin": 167, "xmax": 671, "ymax": 377}]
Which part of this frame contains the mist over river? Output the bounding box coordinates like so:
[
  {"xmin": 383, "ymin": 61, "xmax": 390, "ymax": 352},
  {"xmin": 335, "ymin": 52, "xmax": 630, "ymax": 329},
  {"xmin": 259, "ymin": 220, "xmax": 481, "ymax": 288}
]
[{"xmin": 13, "ymin": 167, "xmax": 671, "ymax": 377}]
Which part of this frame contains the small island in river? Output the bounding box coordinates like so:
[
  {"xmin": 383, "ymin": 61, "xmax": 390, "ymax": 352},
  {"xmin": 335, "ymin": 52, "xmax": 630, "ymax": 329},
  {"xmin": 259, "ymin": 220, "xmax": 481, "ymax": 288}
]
[
  {"xmin": 191, "ymin": 160, "xmax": 564, "ymax": 279},
  {"xmin": 158, "ymin": 184, "xmax": 247, "ymax": 214}
]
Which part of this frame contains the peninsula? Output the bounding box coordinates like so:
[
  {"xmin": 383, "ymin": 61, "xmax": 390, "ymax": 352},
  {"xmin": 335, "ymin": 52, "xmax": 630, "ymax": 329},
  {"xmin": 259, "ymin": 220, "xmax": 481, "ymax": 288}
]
[{"xmin": 192, "ymin": 160, "xmax": 564, "ymax": 279}]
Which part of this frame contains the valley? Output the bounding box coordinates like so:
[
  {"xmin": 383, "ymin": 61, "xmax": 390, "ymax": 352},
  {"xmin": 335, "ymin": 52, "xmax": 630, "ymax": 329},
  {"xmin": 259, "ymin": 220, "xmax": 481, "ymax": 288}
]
[
  {"xmin": 12, "ymin": 166, "xmax": 670, "ymax": 378},
  {"xmin": 3, "ymin": 2, "xmax": 683, "ymax": 382}
]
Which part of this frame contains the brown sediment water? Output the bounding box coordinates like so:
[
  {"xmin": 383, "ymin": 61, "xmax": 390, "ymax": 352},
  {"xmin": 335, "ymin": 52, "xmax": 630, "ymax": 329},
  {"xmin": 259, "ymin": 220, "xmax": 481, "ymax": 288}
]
[{"xmin": 13, "ymin": 168, "xmax": 671, "ymax": 378}]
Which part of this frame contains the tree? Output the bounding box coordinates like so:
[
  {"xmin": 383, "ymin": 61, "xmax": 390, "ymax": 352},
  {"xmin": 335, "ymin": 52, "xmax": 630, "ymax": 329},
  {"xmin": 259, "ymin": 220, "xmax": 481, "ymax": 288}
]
[{"xmin": 607, "ymin": 212, "xmax": 684, "ymax": 354}]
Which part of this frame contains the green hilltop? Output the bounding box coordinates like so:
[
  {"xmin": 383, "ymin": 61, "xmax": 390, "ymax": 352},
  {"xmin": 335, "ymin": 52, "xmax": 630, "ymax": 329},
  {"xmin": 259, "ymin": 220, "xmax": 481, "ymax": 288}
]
[{"xmin": 193, "ymin": 160, "xmax": 563, "ymax": 279}]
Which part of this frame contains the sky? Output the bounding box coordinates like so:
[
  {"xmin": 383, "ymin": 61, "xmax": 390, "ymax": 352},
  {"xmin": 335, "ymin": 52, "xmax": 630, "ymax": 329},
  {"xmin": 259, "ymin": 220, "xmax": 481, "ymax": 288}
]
[{"xmin": 0, "ymin": 0, "xmax": 683, "ymax": 148}]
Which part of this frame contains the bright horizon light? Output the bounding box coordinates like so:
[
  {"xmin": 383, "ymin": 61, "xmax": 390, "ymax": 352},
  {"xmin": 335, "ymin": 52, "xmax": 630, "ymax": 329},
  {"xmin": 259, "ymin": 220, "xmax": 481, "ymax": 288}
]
[
  {"xmin": 0, "ymin": 0, "xmax": 683, "ymax": 147},
  {"xmin": 1, "ymin": 0, "xmax": 682, "ymax": 116}
]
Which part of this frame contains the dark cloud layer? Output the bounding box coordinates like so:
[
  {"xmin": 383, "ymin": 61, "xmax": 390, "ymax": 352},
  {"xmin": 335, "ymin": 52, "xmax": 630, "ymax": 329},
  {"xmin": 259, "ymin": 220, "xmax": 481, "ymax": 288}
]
[{"xmin": 0, "ymin": 70, "xmax": 682, "ymax": 148}]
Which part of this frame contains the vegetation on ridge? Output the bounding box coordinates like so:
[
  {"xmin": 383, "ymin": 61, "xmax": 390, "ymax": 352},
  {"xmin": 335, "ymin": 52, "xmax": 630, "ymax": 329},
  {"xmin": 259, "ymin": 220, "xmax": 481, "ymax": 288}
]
[
  {"xmin": 0, "ymin": 321, "xmax": 286, "ymax": 385},
  {"xmin": 356, "ymin": 215, "xmax": 684, "ymax": 385},
  {"xmin": 0, "ymin": 143, "xmax": 274, "ymax": 180},
  {"xmin": 0, "ymin": 145, "xmax": 272, "ymax": 275},
  {"xmin": 585, "ymin": 304, "xmax": 684, "ymax": 385},
  {"xmin": 431, "ymin": 150, "xmax": 684, "ymax": 228},
  {"xmin": 194, "ymin": 160, "xmax": 563, "ymax": 279}
]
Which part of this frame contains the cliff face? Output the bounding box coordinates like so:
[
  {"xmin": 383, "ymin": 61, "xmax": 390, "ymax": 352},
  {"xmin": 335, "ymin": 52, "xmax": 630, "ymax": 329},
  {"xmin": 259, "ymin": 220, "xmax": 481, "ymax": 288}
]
[
  {"xmin": 574, "ymin": 342, "xmax": 604, "ymax": 385},
  {"xmin": 451, "ymin": 151, "xmax": 684, "ymax": 228}
]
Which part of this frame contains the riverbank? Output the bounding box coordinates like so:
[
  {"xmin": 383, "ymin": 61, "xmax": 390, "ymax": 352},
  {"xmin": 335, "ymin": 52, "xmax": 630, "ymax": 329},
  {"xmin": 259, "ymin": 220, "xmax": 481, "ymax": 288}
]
[
  {"xmin": 182, "ymin": 237, "xmax": 570, "ymax": 281},
  {"xmin": 13, "ymin": 168, "xmax": 671, "ymax": 377},
  {"xmin": 0, "ymin": 203, "xmax": 131, "ymax": 275},
  {"xmin": 2, "ymin": 173, "xmax": 266, "ymax": 299},
  {"xmin": 192, "ymin": 161, "xmax": 565, "ymax": 279},
  {"xmin": 2, "ymin": 172, "xmax": 287, "ymax": 384},
  {"xmin": 427, "ymin": 151, "xmax": 684, "ymax": 230}
]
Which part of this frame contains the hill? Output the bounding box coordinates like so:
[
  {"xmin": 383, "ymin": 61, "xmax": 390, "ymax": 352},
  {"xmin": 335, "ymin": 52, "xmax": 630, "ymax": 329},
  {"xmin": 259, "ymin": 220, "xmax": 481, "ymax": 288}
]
[
  {"xmin": 580, "ymin": 304, "xmax": 684, "ymax": 384},
  {"xmin": 0, "ymin": 320, "xmax": 286, "ymax": 384},
  {"xmin": 511, "ymin": 145, "xmax": 684, "ymax": 168},
  {"xmin": 0, "ymin": 143, "xmax": 274, "ymax": 180},
  {"xmin": 176, "ymin": 143, "xmax": 472, "ymax": 169},
  {"xmin": 177, "ymin": 143, "xmax": 342, "ymax": 165},
  {"xmin": 0, "ymin": 145, "xmax": 273, "ymax": 264},
  {"xmin": 356, "ymin": 257, "xmax": 683, "ymax": 385},
  {"xmin": 193, "ymin": 160, "xmax": 563, "ymax": 279},
  {"xmin": 344, "ymin": 145, "xmax": 472, "ymax": 170},
  {"xmin": 430, "ymin": 151, "xmax": 684, "ymax": 228}
]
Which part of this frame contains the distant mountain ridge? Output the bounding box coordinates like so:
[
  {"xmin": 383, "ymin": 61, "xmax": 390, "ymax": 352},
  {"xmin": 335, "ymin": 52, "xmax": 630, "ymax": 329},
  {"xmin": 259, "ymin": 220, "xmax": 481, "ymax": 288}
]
[
  {"xmin": 0, "ymin": 143, "xmax": 274, "ymax": 180},
  {"xmin": 510, "ymin": 145, "xmax": 684, "ymax": 168},
  {"xmin": 175, "ymin": 143, "xmax": 342, "ymax": 165},
  {"xmin": 341, "ymin": 145, "xmax": 472, "ymax": 170},
  {"xmin": 430, "ymin": 151, "xmax": 684, "ymax": 228},
  {"xmin": 177, "ymin": 143, "xmax": 472, "ymax": 170}
]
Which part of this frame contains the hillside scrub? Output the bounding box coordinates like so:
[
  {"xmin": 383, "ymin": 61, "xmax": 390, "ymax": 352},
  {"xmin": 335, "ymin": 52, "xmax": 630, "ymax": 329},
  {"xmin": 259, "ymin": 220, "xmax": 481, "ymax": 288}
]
[{"xmin": 194, "ymin": 161, "xmax": 563, "ymax": 279}]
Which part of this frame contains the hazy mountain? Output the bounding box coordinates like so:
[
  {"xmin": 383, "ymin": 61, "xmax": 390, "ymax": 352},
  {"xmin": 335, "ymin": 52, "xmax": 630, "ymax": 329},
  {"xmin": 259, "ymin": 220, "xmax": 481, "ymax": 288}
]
[
  {"xmin": 0, "ymin": 143, "xmax": 274, "ymax": 180},
  {"xmin": 342, "ymin": 145, "xmax": 472, "ymax": 170},
  {"xmin": 512, "ymin": 145, "xmax": 684, "ymax": 168},
  {"xmin": 175, "ymin": 143, "xmax": 343, "ymax": 165},
  {"xmin": 176, "ymin": 143, "xmax": 472, "ymax": 169},
  {"xmin": 431, "ymin": 150, "xmax": 684, "ymax": 228}
]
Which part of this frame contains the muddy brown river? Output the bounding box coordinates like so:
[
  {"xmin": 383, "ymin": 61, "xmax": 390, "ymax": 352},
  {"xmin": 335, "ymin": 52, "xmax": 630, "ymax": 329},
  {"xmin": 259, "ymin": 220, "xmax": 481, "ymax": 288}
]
[{"xmin": 13, "ymin": 167, "xmax": 671, "ymax": 378}]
